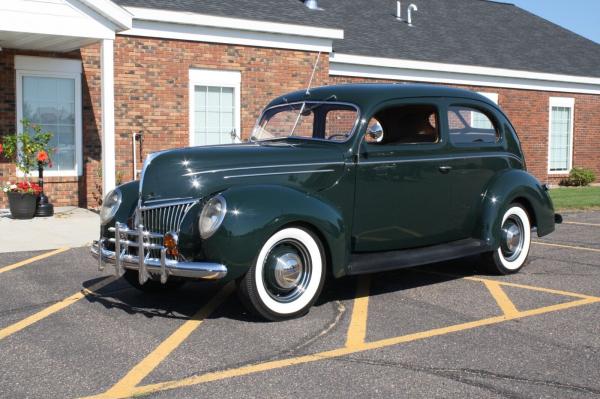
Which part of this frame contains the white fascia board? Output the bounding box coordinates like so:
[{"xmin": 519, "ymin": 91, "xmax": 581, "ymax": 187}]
[
  {"xmin": 330, "ymin": 53, "xmax": 600, "ymax": 95},
  {"xmin": 125, "ymin": 7, "xmax": 344, "ymax": 40},
  {"xmin": 124, "ymin": 20, "xmax": 334, "ymax": 53},
  {"xmin": 78, "ymin": 0, "xmax": 133, "ymax": 31}
]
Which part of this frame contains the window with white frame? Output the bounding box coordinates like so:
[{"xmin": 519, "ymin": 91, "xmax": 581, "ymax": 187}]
[
  {"xmin": 472, "ymin": 92, "xmax": 498, "ymax": 129},
  {"xmin": 189, "ymin": 69, "xmax": 241, "ymax": 146},
  {"xmin": 15, "ymin": 56, "xmax": 82, "ymax": 176},
  {"xmin": 548, "ymin": 97, "xmax": 574, "ymax": 173}
]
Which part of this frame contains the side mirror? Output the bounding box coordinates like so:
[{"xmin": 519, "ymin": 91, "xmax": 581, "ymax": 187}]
[{"xmin": 366, "ymin": 122, "xmax": 384, "ymax": 143}]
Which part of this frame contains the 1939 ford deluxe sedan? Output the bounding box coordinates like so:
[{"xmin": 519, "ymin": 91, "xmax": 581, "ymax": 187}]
[{"xmin": 92, "ymin": 84, "xmax": 559, "ymax": 321}]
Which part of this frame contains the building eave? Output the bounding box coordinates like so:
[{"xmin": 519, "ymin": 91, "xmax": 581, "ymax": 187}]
[{"xmin": 330, "ymin": 53, "xmax": 600, "ymax": 95}]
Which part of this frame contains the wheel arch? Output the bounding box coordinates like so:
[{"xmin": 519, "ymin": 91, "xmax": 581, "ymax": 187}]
[
  {"xmin": 475, "ymin": 169, "xmax": 555, "ymax": 248},
  {"xmin": 201, "ymin": 184, "xmax": 349, "ymax": 280}
]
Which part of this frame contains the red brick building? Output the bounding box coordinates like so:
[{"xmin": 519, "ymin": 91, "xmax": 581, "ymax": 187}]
[{"xmin": 1, "ymin": 0, "xmax": 599, "ymax": 208}]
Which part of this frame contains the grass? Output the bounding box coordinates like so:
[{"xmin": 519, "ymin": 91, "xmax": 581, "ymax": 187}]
[{"xmin": 549, "ymin": 186, "xmax": 600, "ymax": 210}]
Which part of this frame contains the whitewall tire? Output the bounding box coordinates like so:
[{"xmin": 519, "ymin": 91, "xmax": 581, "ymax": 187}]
[
  {"xmin": 482, "ymin": 204, "xmax": 531, "ymax": 275},
  {"xmin": 239, "ymin": 227, "xmax": 326, "ymax": 321}
]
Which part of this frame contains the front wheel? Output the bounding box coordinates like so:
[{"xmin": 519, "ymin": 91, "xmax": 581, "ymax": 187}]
[
  {"xmin": 482, "ymin": 204, "xmax": 532, "ymax": 275},
  {"xmin": 239, "ymin": 227, "xmax": 326, "ymax": 321}
]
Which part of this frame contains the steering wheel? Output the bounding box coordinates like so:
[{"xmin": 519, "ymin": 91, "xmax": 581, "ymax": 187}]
[{"xmin": 327, "ymin": 133, "xmax": 348, "ymax": 141}]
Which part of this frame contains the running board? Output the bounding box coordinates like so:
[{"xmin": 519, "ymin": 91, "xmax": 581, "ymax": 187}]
[{"xmin": 347, "ymin": 238, "xmax": 490, "ymax": 275}]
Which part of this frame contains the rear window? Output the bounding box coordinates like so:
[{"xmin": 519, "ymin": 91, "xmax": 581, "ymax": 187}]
[{"xmin": 447, "ymin": 106, "xmax": 500, "ymax": 145}]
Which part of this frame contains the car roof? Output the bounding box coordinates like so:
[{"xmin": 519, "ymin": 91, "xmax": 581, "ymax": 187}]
[{"xmin": 266, "ymin": 83, "xmax": 498, "ymax": 110}]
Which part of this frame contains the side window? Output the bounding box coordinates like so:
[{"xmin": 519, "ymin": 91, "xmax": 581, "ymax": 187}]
[
  {"xmin": 324, "ymin": 108, "xmax": 357, "ymax": 141},
  {"xmin": 447, "ymin": 106, "xmax": 499, "ymax": 144},
  {"xmin": 365, "ymin": 104, "xmax": 439, "ymax": 145}
]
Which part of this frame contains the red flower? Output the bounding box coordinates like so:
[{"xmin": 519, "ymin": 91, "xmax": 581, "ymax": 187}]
[
  {"xmin": 37, "ymin": 150, "xmax": 49, "ymax": 163},
  {"xmin": 0, "ymin": 143, "xmax": 3, "ymax": 154}
]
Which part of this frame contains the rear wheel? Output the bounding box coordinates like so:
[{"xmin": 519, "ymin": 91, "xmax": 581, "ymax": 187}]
[
  {"xmin": 239, "ymin": 227, "xmax": 326, "ymax": 321},
  {"xmin": 482, "ymin": 204, "xmax": 531, "ymax": 275},
  {"xmin": 122, "ymin": 269, "xmax": 186, "ymax": 292}
]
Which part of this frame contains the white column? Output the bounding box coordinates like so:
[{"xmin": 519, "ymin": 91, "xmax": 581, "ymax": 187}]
[{"xmin": 101, "ymin": 38, "xmax": 116, "ymax": 195}]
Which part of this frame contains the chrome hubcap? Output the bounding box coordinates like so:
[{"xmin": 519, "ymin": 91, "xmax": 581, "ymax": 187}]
[
  {"xmin": 501, "ymin": 216, "xmax": 524, "ymax": 261},
  {"xmin": 273, "ymin": 253, "xmax": 303, "ymax": 289},
  {"xmin": 263, "ymin": 239, "xmax": 311, "ymax": 303}
]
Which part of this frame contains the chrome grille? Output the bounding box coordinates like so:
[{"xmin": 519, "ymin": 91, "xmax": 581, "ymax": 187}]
[{"xmin": 141, "ymin": 200, "xmax": 196, "ymax": 235}]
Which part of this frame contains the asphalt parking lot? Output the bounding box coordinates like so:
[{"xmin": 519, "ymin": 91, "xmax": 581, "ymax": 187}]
[{"xmin": 1, "ymin": 211, "xmax": 599, "ymax": 399}]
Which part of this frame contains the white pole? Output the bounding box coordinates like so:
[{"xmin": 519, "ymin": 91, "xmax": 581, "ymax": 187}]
[
  {"xmin": 101, "ymin": 39, "xmax": 116, "ymax": 194},
  {"xmin": 396, "ymin": 1, "xmax": 402, "ymax": 20}
]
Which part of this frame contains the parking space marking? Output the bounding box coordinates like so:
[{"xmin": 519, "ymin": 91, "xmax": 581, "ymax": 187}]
[
  {"xmin": 532, "ymin": 241, "xmax": 600, "ymax": 253},
  {"xmin": 563, "ymin": 221, "xmax": 600, "ymax": 227},
  {"xmin": 0, "ymin": 247, "xmax": 69, "ymax": 275},
  {"xmin": 124, "ymin": 294, "xmax": 600, "ymax": 399},
  {"xmin": 79, "ymin": 276, "xmax": 598, "ymax": 399},
  {"xmin": 482, "ymin": 280, "xmax": 519, "ymax": 317},
  {"xmin": 0, "ymin": 276, "xmax": 115, "ymax": 341},
  {"xmin": 86, "ymin": 282, "xmax": 234, "ymax": 399},
  {"xmin": 345, "ymin": 275, "xmax": 371, "ymax": 348}
]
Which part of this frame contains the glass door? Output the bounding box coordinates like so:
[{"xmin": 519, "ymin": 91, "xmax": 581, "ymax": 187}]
[{"xmin": 192, "ymin": 85, "xmax": 236, "ymax": 146}]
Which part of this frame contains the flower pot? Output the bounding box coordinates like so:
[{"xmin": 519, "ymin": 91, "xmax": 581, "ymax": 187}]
[{"xmin": 7, "ymin": 191, "xmax": 38, "ymax": 219}]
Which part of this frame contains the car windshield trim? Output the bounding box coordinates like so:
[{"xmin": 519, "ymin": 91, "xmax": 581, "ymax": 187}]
[{"xmin": 252, "ymin": 101, "xmax": 361, "ymax": 144}]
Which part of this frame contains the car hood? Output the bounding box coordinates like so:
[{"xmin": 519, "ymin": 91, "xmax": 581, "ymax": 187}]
[{"xmin": 139, "ymin": 141, "xmax": 347, "ymax": 204}]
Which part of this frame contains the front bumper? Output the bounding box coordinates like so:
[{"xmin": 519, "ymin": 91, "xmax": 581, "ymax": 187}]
[{"xmin": 91, "ymin": 222, "xmax": 227, "ymax": 284}]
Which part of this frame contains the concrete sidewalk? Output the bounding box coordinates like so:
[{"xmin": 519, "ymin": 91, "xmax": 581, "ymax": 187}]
[{"xmin": 0, "ymin": 207, "xmax": 98, "ymax": 253}]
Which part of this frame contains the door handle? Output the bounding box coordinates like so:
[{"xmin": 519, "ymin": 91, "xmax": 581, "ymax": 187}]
[{"xmin": 439, "ymin": 165, "xmax": 452, "ymax": 174}]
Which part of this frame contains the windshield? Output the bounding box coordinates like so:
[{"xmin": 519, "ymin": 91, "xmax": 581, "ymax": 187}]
[{"xmin": 252, "ymin": 102, "xmax": 359, "ymax": 142}]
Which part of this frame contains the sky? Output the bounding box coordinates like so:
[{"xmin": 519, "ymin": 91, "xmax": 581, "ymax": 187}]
[{"xmin": 495, "ymin": 0, "xmax": 600, "ymax": 44}]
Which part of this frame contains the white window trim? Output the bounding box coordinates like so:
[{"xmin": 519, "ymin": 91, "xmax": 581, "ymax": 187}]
[
  {"xmin": 188, "ymin": 69, "xmax": 241, "ymax": 147},
  {"xmin": 15, "ymin": 56, "xmax": 83, "ymax": 177},
  {"xmin": 478, "ymin": 92, "xmax": 498, "ymax": 104},
  {"xmin": 548, "ymin": 97, "xmax": 575, "ymax": 175}
]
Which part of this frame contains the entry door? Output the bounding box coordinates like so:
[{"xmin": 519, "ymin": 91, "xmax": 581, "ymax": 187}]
[
  {"xmin": 192, "ymin": 86, "xmax": 236, "ymax": 145},
  {"xmin": 352, "ymin": 100, "xmax": 458, "ymax": 252},
  {"xmin": 189, "ymin": 69, "xmax": 241, "ymax": 146}
]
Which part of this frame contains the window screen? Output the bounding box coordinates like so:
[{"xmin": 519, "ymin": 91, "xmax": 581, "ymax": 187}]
[{"xmin": 447, "ymin": 106, "xmax": 499, "ymax": 145}]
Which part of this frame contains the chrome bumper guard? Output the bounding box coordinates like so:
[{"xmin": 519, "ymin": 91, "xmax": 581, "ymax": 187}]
[{"xmin": 91, "ymin": 222, "xmax": 227, "ymax": 284}]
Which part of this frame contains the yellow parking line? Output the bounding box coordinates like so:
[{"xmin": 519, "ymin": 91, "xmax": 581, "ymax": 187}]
[
  {"xmin": 563, "ymin": 221, "xmax": 600, "ymax": 227},
  {"xmin": 0, "ymin": 276, "xmax": 114, "ymax": 341},
  {"xmin": 482, "ymin": 280, "xmax": 519, "ymax": 317},
  {"xmin": 345, "ymin": 276, "xmax": 371, "ymax": 348},
  {"xmin": 465, "ymin": 277, "xmax": 600, "ymax": 300},
  {"xmin": 84, "ymin": 282, "xmax": 234, "ymax": 399},
  {"xmin": 124, "ymin": 295, "xmax": 600, "ymax": 399},
  {"xmin": 532, "ymin": 241, "xmax": 600, "ymax": 253},
  {"xmin": 0, "ymin": 247, "xmax": 70, "ymax": 275}
]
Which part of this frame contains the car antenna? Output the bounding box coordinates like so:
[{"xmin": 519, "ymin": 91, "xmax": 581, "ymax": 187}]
[{"xmin": 305, "ymin": 51, "xmax": 321, "ymax": 96}]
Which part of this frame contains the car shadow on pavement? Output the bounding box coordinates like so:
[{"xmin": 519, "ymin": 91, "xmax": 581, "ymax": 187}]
[{"xmin": 82, "ymin": 255, "xmax": 488, "ymax": 323}]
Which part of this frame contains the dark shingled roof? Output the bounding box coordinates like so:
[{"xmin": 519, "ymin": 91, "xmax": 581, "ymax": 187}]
[{"xmin": 115, "ymin": 0, "xmax": 600, "ymax": 78}]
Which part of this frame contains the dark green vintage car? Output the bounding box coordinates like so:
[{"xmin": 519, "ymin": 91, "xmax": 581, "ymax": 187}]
[{"xmin": 92, "ymin": 83, "xmax": 560, "ymax": 320}]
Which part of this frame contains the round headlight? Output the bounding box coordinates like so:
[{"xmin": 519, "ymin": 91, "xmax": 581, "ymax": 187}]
[
  {"xmin": 100, "ymin": 189, "xmax": 122, "ymax": 224},
  {"xmin": 199, "ymin": 195, "xmax": 227, "ymax": 239}
]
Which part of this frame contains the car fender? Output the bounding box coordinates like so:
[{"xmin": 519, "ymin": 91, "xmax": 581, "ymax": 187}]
[
  {"xmin": 182, "ymin": 185, "xmax": 348, "ymax": 281},
  {"xmin": 475, "ymin": 169, "xmax": 555, "ymax": 248}
]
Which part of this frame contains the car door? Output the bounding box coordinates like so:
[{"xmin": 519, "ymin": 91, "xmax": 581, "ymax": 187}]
[
  {"xmin": 352, "ymin": 98, "xmax": 459, "ymax": 252},
  {"xmin": 442, "ymin": 99, "xmax": 510, "ymax": 239}
]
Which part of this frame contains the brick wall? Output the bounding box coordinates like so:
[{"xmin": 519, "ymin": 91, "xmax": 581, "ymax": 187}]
[
  {"xmin": 331, "ymin": 76, "xmax": 600, "ymax": 184},
  {"xmin": 2, "ymin": 37, "xmax": 598, "ymax": 209}
]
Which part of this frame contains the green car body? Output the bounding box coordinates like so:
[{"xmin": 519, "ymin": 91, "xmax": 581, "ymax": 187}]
[{"xmin": 94, "ymin": 83, "xmax": 556, "ymax": 294}]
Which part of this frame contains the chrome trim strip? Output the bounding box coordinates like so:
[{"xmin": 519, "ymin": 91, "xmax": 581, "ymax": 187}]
[
  {"xmin": 224, "ymin": 169, "xmax": 336, "ymax": 179},
  {"xmin": 139, "ymin": 198, "xmax": 197, "ymax": 211},
  {"xmin": 183, "ymin": 161, "xmax": 345, "ymax": 177},
  {"xmin": 143, "ymin": 197, "xmax": 194, "ymax": 205},
  {"xmin": 358, "ymin": 153, "xmax": 523, "ymax": 165}
]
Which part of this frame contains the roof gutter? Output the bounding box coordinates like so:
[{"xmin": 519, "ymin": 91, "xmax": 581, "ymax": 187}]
[
  {"xmin": 124, "ymin": 7, "xmax": 344, "ymax": 40},
  {"xmin": 78, "ymin": 0, "xmax": 133, "ymax": 31},
  {"xmin": 330, "ymin": 53, "xmax": 600, "ymax": 95}
]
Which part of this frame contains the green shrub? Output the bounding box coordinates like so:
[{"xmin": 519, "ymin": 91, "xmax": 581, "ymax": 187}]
[{"xmin": 561, "ymin": 167, "xmax": 597, "ymax": 187}]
